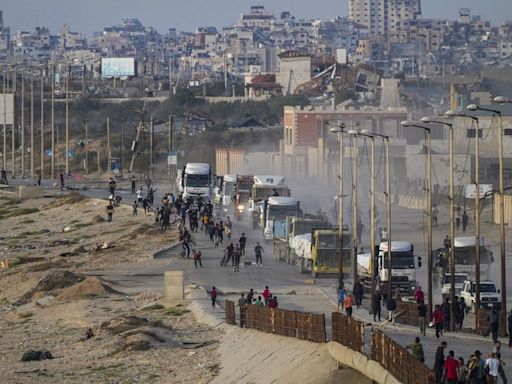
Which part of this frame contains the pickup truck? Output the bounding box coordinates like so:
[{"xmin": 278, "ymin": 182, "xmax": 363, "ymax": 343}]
[{"xmin": 459, "ymin": 280, "xmax": 501, "ymax": 312}]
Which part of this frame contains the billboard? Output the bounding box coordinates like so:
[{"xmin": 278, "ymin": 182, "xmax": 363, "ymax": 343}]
[
  {"xmin": 0, "ymin": 94, "xmax": 14, "ymax": 125},
  {"xmin": 101, "ymin": 58, "xmax": 135, "ymax": 78},
  {"xmin": 465, "ymin": 184, "xmax": 493, "ymax": 199}
]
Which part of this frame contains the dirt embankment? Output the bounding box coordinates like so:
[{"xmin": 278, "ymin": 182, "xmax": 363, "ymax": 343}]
[{"xmin": 0, "ymin": 192, "xmax": 218, "ymax": 384}]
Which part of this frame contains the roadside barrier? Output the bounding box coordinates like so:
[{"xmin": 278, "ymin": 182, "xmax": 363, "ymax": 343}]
[
  {"xmin": 332, "ymin": 312, "xmax": 365, "ymax": 353},
  {"xmin": 226, "ymin": 300, "xmax": 435, "ymax": 383},
  {"xmin": 395, "ymin": 301, "xmax": 421, "ymax": 326},
  {"xmin": 372, "ymin": 329, "xmax": 435, "ymax": 384}
]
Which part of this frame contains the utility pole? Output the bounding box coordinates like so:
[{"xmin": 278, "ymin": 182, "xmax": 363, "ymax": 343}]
[
  {"xmin": 149, "ymin": 116, "xmax": 154, "ymax": 178},
  {"xmin": 84, "ymin": 116, "xmax": 88, "ymax": 174},
  {"xmin": 30, "ymin": 74, "xmax": 34, "ymax": 178},
  {"xmin": 11, "ymin": 70, "xmax": 16, "ymax": 177},
  {"xmin": 333, "ymin": 123, "xmax": 345, "ymax": 288},
  {"xmin": 107, "ymin": 117, "xmax": 110, "ymax": 171},
  {"xmin": 2, "ymin": 70, "xmax": 6, "ymax": 171},
  {"xmin": 21, "ymin": 71, "xmax": 25, "ymax": 178},
  {"xmin": 65, "ymin": 65, "xmax": 69, "ymax": 175},
  {"xmin": 497, "ymin": 113, "xmax": 506, "ymax": 333},
  {"xmin": 51, "ymin": 64, "xmax": 55, "ymax": 179},
  {"xmin": 448, "ymin": 123, "xmax": 456, "ymax": 331},
  {"xmin": 168, "ymin": 114, "xmax": 172, "ymax": 177},
  {"xmin": 384, "ymin": 136, "xmax": 392, "ymax": 300},
  {"xmin": 40, "ymin": 67, "xmax": 44, "ymax": 180},
  {"xmin": 351, "ymin": 134, "xmax": 358, "ymax": 283}
]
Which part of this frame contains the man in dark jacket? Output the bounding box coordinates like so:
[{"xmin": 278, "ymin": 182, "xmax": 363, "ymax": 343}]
[
  {"xmin": 387, "ymin": 296, "xmax": 397, "ymax": 324},
  {"xmin": 353, "ymin": 280, "xmax": 364, "ymax": 309},
  {"xmin": 433, "ymin": 341, "xmax": 447, "ymax": 384},
  {"xmin": 484, "ymin": 307, "xmax": 500, "ymax": 343},
  {"xmin": 418, "ymin": 300, "xmax": 427, "ymax": 336},
  {"xmin": 372, "ymin": 289, "xmax": 382, "ymax": 322},
  {"xmin": 441, "ymin": 297, "xmax": 451, "ymax": 332}
]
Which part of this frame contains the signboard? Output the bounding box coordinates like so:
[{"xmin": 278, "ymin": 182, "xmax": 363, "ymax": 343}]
[
  {"xmin": 465, "ymin": 184, "xmax": 493, "ymax": 199},
  {"xmin": 0, "ymin": 94, "xmax": 14, "ymax": 125},
  {"xmin": 167, "ymin": 151, "xmax": 178, "ymax": 165},
  {"xmin": 101, "ymin": 58, "xmax": 135, "ymax": 78}
]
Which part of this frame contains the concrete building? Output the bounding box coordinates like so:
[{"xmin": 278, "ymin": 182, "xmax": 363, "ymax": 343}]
[
  {"xmin": 349, "ymin": 0, "xmax": 421, "ymax": 35},
  {"xmin": 277, "ymin": 51, "xmax": 311, "ymax": 95}
]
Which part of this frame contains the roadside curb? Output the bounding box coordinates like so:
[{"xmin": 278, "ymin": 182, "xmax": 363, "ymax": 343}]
[{"xmin": 152, "ymin": 242, "xmax": 181, "ymax": 259}]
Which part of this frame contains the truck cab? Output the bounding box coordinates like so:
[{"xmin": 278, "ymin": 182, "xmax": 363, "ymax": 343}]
[
  {"xmin": 180, "ymin": 163, "xmax": 212, "ymax": 201},
  {"xmin": 310, "ymin": 227, "xmax": 352, "ymax": 278},
  {"xmin": 377, "ymin": 241, "xmax": 420, "ymax": 296},
  {"xmin": 441, "ymin": 272, "xmax": 469, "ymax": 299},
  {"xmin": 263, "ymin": 197, "xmax": 299, "ymax": 241},
  {"xmin": 250, "ymin": 175, "xmax": 290, "ymax": 228},
  {"xmin": 460, "ymin": 280, "xmax": 501, "ymax": 312}
]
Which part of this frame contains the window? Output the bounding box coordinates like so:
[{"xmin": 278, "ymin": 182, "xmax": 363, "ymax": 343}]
[
  {"xmin": 505, "ymin": 128, "xmax": 512, "ymax": 136},
  {"xmin": 467, "ymin": 129, "xmax": 483, "ymax": 138}
]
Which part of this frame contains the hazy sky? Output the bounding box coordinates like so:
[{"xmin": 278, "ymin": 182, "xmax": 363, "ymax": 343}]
[{"xmin": 2, "ymin": 0, "xmax": 511, "ymax": 36}]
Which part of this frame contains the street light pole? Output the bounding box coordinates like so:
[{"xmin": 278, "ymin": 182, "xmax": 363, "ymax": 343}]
[
  {"xmin": 65, "ymin": 65, "xmax": 69, "ymax": 175},
  {"xmin": 351, "ymin": 134, "xmax": 359, "ymax": 283},
  {"xmin": 330, "ymin": 122, "xmax": 347, "ymax": 288},
  {"xmin": 11, "ymin": 70, "xmax": 16, "ymax": 177},
  {"xmin": 421, "ymin": 118, "xmax": 455, "ymax": 329},
  {"xmin": 51, "ymin": 64, "xmax": 55, "ymax": 179},
  {"xmin": 403, "ymin": 120, "xmax": 433, "ymax": 317},
  {"xmin": 30, "ymin": 74, "xmax": 34, "ymax": 179},
  {"xmin": 469, "ymin": 102, "xmax": 507, "ymax": 331},
  {"xmin": 21, "ymin": 71, "xmax": 25, "ymax": 178},
  {"xmin": 3, "ymin": 70, "xmax": 7, "ymax": 171},
  {"xmin": 40, "ymin": 67, "xmax": 44, "ymax": 180}
]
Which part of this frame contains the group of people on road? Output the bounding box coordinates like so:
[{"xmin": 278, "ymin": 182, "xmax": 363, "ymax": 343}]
[{"xmin": 429, "ymin": 339, "xmax": 507, "ymax": 384}]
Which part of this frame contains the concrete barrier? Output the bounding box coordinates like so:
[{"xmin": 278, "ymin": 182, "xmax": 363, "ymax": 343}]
[
  {"xmin": 164, "ymin": 271, "xmax": 184, "ymax": 300},
  {"xmin": 327, "ymin": 341, "xmax": 401, "ymax": 384},
  {"xmin": 19, "ymin": 185, "xmax": 44, "ymax": 200}
]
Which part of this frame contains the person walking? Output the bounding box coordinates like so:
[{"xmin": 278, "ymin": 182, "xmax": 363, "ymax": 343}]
[
  {"xmin": 432, "ymin": 204, "xmax": 439, "ymax": 227},
  {"xmin": 0, "ymin": 168, "xmax": 8, "ymax": 184},
  {"xmin": 406, "ymin": 337, "xmax": 425, "ymax": 363},
  {"xmin": 208, "ymin": 286, "xmax": 217, "ymax": 309},
  {"xmin": 337, "ymin": 286, "xmax": 346, "ymax": 312},
  {"xmin": 136, "ymin": 187, "xmax": 144, "ymax": 206},
  {"xmin": 468, "ymin": 351, "xmax": 484, "ymax": 384},
  {"xmin": 239, "ymin": 233, "xmax": 247, "ymax": 256},
  {"xmin": 353, "ymin": 280, "xmax": 364, "ymax": 309},
  {"xmin": 458, "ymin": 297, "xmax": 466, "ymax": 331},
  {"xmin": 132, "ymin": 201, "xmax": 138, "ymax": 216},
  {"xmin": 433, "ymin": 305, "xmax": 445, "ymax": 338},
  {"xmin": 263, "ymin": 286, "xmax": 272, "ymax": 306},
  {"xmin": 106, "ymin": 201, "xmax": 114, "ymax": 222},
  {"xmin": 224, "ymin": 243, "xmax": 234, "ymax": 267},
  {"xmin": 442, "ymin": 297, "xmax": 451, "ymax": 332},
  {"xmin": 193, "ymin": 250, "xmax": 202, "ymax": 268},
  {"xmin": 433, "ymin": 341, "xmax": 447, "ymax": 384},
  {"xmin": 108, "ymin": 177, "xmax": 117, "ymax": 196},
  {"xmin": 372, "ymin": 289, "xmax": 382, "ymax": 322},
  {"xmin": 60, "ymin": 172, "xmax": 65, "ymax": 191},
  {"xmin": 456, "ymin": 357, "xmax": 468, "ymax": 384},
  {"xmin": 254, "ymin": 242, "xmax": 264, "ymax": 266},
  {"xmin": 493, "ymin": 341, "xmax": 507, "ymax": 384},
  {"xmin": 484, "ymin": 307, "xmax": 500, "ymax": 343},
  {"xmin": 130, "ymin": 174, "xmax": 136, "ymax": 194},
  {"xmin": 238, "ymin": 293, "xmax": 247, "ymax": 327},
  {"xmin": 442, "ymin": 350, "xmax": 459, "ymax": 384},
  {"xmin": 414, "ymin": 286, "xmax": 425, "ymax": 304},
  {"xmin": 462, "ymin": 211, "xmax": 469, "ymax": 233},
  {"xmin": 246, "ymin": 289, "xmax": 254, "ymax": 305},
  {"xmin": 387, "ymin": 296, "xmax": 397, "ymax": 324},
  {"xmin": 344, "ymin": 293, "xmax": 354, "ymax": 317},
  {"xmin": 418, "ymin": 300, "xmax": 427, "ymax": 336},
  {"xmin": 486, "ymin": 352, "xmax": 500, "ymax": 384},
  {"xmin": 508, "ymin": 310, "xmax": 512, "ymax": 347},
  {"xmin": 233, "ymin": 244, "xmax": 241, "ymax": 272},
  {"xmin": 161, "ymin": 208, "xmax": 171, "ymax": 234}
]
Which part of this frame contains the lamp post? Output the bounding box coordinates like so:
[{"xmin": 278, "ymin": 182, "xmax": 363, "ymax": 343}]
[
  {"xmin": 349, "ymin": 130, "xmax": 359, "ymax": 283},
  {"xmin": 445, "ymin": 109, "xmax": 481, "ymax": 330},
  {"xmin": 372, "ymin": 133, "xmax": 392, "ymax": 300},
  {"xmin": 419, "ymin": 117, "xmax": 455, "ymax": 330},
  {"xmin": 468, "ymin": 101, "xmax": 506, "ymax": 331},
  {"xmin": 356, "ymin": 131, "xmax": 377, "ymax": 310},
  {"xmin": 402, "ymin": 120, "xmax": 433, "ymax": 318},
  {"xmin": 330, "ymin": 122, "xmax": 348, "ymax": 288}
]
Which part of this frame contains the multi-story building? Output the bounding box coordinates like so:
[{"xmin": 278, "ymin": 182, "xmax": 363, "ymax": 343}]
[
  {"xmin": 277, "ymin": 51, "xmax": 311, "ymax": 95},
  {"xmin": 349, "ymin": 0, "xmax": 421, "ymax": 35}
]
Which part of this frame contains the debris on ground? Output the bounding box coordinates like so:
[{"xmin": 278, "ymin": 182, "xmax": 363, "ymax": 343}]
[{"xmin": 20, "ymin": 350, "xmax": 54, "ymax": 362}]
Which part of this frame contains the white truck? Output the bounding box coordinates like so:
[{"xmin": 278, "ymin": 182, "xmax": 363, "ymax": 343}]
[
  {"xmin": 250, "ymin": 175, "xmax": 290, "ymax": 229},
  {"xmin": 441, "ymin": 272, "xmax": 469, "ymax": 299},
  {"xmin": 358, "ymin": 241, "xmax": 421, "ymax": 296},
  {"xmin": 178, "ymin": 163, "xmax": 213, "ymax": 201},
  {"xmin": 213, "ymin": 174, "xmax": 236, "ymax": 207},
  {"xmin": 263, "ymin": 196, "xmax": 300, "ymax": 241},
  {"xmin": 460, "ymin": 280, "xmax": 501, "ymax": 312}
]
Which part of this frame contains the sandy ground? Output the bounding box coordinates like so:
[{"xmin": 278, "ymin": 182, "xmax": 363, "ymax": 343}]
[{"xmin": 0, "ymin": 191, "xmax": 220, "ymax": 384}]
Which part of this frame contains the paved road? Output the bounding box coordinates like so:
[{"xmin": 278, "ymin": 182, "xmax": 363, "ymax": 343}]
[{"xmin": 7, "ymin": 177, "xmax": 512, "ymax": 376}]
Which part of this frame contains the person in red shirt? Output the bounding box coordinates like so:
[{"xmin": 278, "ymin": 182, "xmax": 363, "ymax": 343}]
[
  {"xmin": 433, "ymin": 305, "xmax": 444, "ymax": 338},
  {"xmin": 269, "ymin": 296, "xmax": 278, "ymax": 309},
  {"xmin": 414, "ymin": 286, "xmax": 424, "ymax": 304},
  {"xmin": 442, "ymin": 350, "xmax": 459, "ymax": 384},
  {"xmin": 209, "ymin": 286, "xmax": 217, "ymax": 309},
  {"xmin": 263, "ymin": 286, "xmax": 271, "ymax": 305}
]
